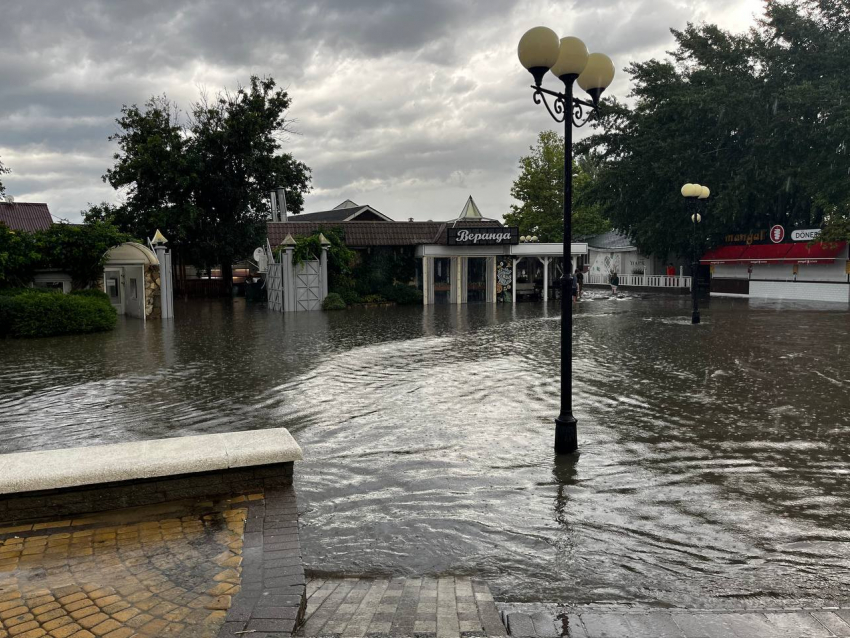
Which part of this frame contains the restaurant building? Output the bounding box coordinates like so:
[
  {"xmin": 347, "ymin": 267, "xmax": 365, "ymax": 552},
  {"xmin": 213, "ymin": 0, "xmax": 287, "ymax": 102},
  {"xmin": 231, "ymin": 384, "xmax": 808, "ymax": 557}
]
[
  {"xmin": 267, "ymin": 197, "xmax": 588, "ymax": 304},
  {"xmin": 701, "ymin": 225, "xmax": 849, "ymax": 303}
]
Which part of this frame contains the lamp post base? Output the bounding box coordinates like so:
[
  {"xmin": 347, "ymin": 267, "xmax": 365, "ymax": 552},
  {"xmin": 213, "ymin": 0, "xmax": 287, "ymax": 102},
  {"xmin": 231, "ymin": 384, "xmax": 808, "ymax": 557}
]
[{"xmin": 555, "ymin": 414, "xmax": 578, "ymax": 454}]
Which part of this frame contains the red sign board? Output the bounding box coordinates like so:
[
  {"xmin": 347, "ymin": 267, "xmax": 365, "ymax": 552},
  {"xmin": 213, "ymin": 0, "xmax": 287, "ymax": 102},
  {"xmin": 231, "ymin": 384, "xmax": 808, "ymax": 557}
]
[{"xmin": 769, "ymin": 225, "xmax": 785, "ymax": 243}]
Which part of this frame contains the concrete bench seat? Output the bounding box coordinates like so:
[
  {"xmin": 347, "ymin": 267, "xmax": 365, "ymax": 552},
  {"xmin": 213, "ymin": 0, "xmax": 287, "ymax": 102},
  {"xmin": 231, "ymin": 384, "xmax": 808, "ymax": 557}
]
[{"xmin": 0, "ymin": 428, "xmax": 303, "ymax": 525}]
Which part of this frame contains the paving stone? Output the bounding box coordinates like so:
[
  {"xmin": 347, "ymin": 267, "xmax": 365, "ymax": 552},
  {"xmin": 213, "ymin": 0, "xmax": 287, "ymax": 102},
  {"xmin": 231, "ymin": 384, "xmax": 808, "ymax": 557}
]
[
  {"xmin": 811, "ymin": 611, "xmax": 850, "ymax": 636},
  {"xmin": 505, "ymin": 613, "xmax": 536, "ymax": 637},
  {"xmin": 762, "ymin": 612, "xmax": 832, "ymax": 636}
]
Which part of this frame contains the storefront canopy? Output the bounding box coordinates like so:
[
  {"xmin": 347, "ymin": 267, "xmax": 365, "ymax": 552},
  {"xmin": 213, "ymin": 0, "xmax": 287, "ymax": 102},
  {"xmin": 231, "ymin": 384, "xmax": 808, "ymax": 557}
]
[
  {"xmin": 783, "ymin": 241, "xmax": 846, "ymax": 263},
  {"xmin": 700, "ymin": 245, "xmax": 747, "ymax": 263},
  {"xmin": 702, "ymin": 241, "xmax": 846, "ymax": 264}
]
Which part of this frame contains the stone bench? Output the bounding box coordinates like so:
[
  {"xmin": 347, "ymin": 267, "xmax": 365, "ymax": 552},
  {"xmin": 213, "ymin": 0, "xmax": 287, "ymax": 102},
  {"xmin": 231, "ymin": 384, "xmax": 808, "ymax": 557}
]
[{"xmin": 0, "ymin": 428, "xmax": 303, "ymax": 525}]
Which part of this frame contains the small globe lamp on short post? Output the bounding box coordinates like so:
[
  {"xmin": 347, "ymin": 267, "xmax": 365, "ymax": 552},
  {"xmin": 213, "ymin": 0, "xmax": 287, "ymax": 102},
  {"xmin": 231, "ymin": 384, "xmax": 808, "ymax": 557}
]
[
  {"xmin": 518, "ymin": 27, "xmax": 614, "ymax": 454},
  {"xmin": 681, "ymin": 184, "xmax": 709, "ymax": 324}
]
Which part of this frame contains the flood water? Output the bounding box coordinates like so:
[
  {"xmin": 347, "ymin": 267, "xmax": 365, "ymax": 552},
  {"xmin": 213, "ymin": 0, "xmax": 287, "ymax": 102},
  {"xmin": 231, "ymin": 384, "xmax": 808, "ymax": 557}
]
[{"xmin": 1, "ymin": 293, "xmax": 849, "ymax": 608}]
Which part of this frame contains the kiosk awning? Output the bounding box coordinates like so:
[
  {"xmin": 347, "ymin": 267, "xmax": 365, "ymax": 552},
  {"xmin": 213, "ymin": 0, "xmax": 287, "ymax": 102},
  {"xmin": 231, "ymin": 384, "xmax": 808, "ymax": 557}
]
[
  {"xmin": 783, "ymin": 241, "xmax": 845, "ymax": 263},
  {"xmin": 700, "ymin": 245, "xmax": 747, "ymax": 263},
  {"xmin": 739, "ymin": 243, "xmax": 792, "ymax": 263}
]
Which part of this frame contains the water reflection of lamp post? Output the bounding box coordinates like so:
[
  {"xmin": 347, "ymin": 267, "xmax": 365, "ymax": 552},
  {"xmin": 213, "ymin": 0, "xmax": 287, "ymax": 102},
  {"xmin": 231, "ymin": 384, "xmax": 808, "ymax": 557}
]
[
  {"xmin": 681, "ymin": 184, "xmax": 709, "ymax": 324},
  {"xmin": 518, "ymin": 27, "xmax": 614, "ymax": 454}
]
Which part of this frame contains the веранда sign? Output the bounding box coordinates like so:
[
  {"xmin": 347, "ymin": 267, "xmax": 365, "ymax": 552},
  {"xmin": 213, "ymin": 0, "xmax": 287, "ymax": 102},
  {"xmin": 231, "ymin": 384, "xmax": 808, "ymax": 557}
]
[{"xmin": 448, "ymin": 227, "xmax": 519, "ymax": 246}]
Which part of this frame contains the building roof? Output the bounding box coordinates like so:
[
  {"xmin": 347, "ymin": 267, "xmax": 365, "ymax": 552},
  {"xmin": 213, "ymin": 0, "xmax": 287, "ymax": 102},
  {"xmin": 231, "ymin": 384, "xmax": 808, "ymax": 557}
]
[
  {"xmin": 458, "ymin": 196, "xmax": 483, "ymax": 219},
  {"xmin": 585, "ymin": 230, "xmax": 634, "ymax": 250},
  {"xmin": 288, "ymin": 202, "xmax": 393, "ymax": 223},
  {"xmin": 0, "ymin": 202, "xmax": 53, "ymax": 232},
  {"xmin": 268, "ymin": 219, "xmax": 503, "ymax": 247}
]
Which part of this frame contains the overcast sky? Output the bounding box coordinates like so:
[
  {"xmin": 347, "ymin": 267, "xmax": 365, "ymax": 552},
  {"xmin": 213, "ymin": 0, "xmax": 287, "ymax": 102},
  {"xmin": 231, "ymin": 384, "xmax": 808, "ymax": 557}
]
[{"xmin": 0, "ymin": 0, "xmax": 762, "ymax": 223}]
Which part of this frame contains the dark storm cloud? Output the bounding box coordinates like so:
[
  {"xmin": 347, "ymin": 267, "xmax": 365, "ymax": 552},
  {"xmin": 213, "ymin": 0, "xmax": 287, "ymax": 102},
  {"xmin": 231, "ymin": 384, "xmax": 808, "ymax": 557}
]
[{"xmin": 0, "ymin": 0, "xmax": 759, "ymax": 220}]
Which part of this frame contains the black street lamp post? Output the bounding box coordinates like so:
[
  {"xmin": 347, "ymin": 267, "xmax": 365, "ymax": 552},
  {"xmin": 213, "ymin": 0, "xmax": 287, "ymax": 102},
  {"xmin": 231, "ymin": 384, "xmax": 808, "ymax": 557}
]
[
  {"xmin": 681, "ymin": 183, "xmax": 709, "ymax": 324},
  {"xmin": 518, "ymin": 28, "xmax": 614, "ymax": 454}
]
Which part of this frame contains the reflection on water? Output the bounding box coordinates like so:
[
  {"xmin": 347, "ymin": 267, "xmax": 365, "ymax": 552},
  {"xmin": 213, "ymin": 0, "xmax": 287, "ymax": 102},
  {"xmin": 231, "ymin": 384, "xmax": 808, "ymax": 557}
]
[{"xmin": 1, "ymin": 295, "xmax": 849, "ymax": 607}]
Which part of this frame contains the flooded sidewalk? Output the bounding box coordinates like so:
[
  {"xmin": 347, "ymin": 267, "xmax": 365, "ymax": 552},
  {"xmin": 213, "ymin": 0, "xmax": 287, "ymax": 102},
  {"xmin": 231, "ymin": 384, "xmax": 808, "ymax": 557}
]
[
  {"xmin": 0, "ymin": 497, "xmax": 248, "ymax": 637},
  {"xmin": 499, "ymin": 603, "xmax": 850, "ymax": 637}
]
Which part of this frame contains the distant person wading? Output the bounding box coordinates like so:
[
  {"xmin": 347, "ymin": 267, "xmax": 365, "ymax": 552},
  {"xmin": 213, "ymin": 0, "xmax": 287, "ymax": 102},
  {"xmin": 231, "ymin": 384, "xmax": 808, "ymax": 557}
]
[{"xmin": 610, "ymin": 271, "xmax": 619, "ymax": 295}]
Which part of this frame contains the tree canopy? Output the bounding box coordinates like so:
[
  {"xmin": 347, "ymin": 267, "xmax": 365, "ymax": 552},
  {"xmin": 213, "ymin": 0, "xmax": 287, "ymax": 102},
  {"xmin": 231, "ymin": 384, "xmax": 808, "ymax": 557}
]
[
  {"xmin": 505, "ymin": 130, "xmax": 611, "ymax": 241},
  {"xmin": 0, "ymin": 156, "xmax": 9, "ymax": 198},
  {"xmin": 579, "ymin": 0, "xmax": 850, "ymax": 257},
  {"xmin": 0, "ymin": 222, "xmax": 131, "ymax": 289},
  {"xmin": 95, "ymin": 76, "xmax": 312, "ymax": 286}
]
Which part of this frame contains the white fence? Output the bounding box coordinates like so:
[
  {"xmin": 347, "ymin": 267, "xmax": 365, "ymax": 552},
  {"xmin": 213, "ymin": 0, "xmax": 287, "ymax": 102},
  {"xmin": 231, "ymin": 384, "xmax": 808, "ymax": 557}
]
[{"xmin": 585, "ymin": 273, "xmax": 691, "ymax": 290}]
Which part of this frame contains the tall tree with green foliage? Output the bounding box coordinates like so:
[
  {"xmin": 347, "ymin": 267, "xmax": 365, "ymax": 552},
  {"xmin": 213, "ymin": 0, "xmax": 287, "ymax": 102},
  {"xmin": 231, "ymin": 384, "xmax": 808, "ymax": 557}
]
[
  {"xmin": 100, "ymin": 77, "xmax": 312, "ymax": 289},
  {"xmin": 505, "ymin": 131, "xmax": 611, "ymax": 241},
  {"xmin": 0, "ymin": 156, "xmax": 9, "ymax": 198},
  {"xmin": 579, "ymin": 0, "xmax": 850, "ymax": 257}
]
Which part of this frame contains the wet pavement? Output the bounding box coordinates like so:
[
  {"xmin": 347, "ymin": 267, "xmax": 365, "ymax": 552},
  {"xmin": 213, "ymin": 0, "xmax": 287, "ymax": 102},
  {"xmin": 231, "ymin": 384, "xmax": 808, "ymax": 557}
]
[
  {"xmin": 296, "ymin": 576, "xmax": 505, "ymax": 637},
  {"xmin": 0, "ymin": 497, "xmax": 249, "ymax": 638},
  {"xmin": 498, "ymin": 603, "xmax": 850, "ymax": 637},
  {"xmin": 1, "ymin": 294, "xmax": 849, "ymax": 608}
]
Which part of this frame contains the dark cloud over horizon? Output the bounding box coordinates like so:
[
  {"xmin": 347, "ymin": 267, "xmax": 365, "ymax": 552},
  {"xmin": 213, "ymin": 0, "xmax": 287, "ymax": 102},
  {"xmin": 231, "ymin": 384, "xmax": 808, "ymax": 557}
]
[{"xmin": 0, "ymin": 0, "xmax": 761, "ymax": 223}]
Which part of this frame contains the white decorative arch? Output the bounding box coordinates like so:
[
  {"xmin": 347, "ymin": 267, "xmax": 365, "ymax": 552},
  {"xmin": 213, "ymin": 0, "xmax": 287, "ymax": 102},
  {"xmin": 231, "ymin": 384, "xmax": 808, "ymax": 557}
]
[{"xmin": 105, "ymin": 242, "xmax": 159, "ymax": 265}]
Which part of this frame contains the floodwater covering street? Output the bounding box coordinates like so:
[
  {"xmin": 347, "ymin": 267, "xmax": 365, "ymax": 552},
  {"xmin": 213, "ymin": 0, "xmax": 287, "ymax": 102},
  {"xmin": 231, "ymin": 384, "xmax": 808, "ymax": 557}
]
[{"xmin": 1, "ymin": 293, "xmax": 849, "ymax": 608}]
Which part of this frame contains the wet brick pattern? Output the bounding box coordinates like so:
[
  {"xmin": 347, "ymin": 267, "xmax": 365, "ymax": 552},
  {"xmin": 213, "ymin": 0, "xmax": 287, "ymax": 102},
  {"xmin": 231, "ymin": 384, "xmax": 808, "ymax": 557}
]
[
  {"xmin": 498, "ymin": 603, "xmax": 850, "ymax": 637},
  {"xmin": 217, "ymin": 485, "xmax": 305, "ymax": 638},
  {"xmin": 295, "ymin": 576, "xmax": 507, "ymax": 637},
  {"xmin": 0, "ymin": 496, "xmax": 254, "ymax": 638}
]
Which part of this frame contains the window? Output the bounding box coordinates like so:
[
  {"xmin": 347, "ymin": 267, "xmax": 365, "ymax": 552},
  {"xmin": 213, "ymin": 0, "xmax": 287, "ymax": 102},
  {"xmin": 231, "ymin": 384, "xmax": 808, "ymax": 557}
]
[{"xmin": 107, "ymin": 277, "xmax": 120, "ymax": 300}]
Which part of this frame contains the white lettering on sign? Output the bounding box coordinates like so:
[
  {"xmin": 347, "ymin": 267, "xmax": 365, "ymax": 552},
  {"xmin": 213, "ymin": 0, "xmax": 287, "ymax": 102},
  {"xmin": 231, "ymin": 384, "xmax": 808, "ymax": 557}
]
[
  {"xmin": 791, "ymin": 228, "xmax": 821, "ymax": 242},
  {"xmin": 455, "ymin": 229, "xmax": 512, "ymax": 243}
]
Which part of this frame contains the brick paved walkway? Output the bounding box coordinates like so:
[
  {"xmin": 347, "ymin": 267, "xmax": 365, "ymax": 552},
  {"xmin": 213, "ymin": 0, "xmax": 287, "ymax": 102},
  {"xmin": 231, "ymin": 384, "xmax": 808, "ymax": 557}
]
[
  {"xmin": 296, "ymin": 576, "xmax": 506, "ymax": 637},
  {"xmin": 0, "ymin": 496, "xmax": 251, "ymax": 638},
  {"xmin": 498, "ymin": 603, "xmax": 850, "ymax": 637},
  {"xmin": 0, "ymin": 486, "xmax": 305, "ymax": 638}
]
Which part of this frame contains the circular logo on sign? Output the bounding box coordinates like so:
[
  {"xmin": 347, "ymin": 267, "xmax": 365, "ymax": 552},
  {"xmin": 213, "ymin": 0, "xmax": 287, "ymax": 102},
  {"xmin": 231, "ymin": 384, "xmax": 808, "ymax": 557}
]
[{"xmin": 770, "ymin": 225, "xmax": 785, "ymax": 243}]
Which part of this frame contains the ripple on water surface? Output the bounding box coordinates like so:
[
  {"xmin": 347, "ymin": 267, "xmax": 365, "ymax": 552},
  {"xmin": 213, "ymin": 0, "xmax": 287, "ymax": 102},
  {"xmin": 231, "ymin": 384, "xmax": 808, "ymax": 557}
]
[{"xmin": 1, "ymin": 296, "xmax": 849, "ymax": 607}]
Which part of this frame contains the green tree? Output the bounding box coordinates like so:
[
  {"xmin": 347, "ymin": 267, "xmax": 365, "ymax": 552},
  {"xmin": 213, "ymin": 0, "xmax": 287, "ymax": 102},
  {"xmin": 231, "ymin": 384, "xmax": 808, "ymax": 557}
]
[
  {"xmin": 34, "ymin": 222, "xmax": 133, "ymax": 289},
  {"xmin": 0, "ymin": 221, "xmax": 130, "ymax": 289},
  {"xmin": 103, "ymin": 77, "xmax": 312, "ymax": 290},
  {"xmin": 579, "ymin": 0, "xmax": 850, "ymax": 257},
  {"xmin": 0, "ymin": 156, "xmax": 9, "ymax": 197},
  {"xmin": 0, "ymin": 224, "xmax": 38, "ymax": 287},
  {"xmin": 505, "ymin": 131, "xmax": 611, "ymax": 241}
]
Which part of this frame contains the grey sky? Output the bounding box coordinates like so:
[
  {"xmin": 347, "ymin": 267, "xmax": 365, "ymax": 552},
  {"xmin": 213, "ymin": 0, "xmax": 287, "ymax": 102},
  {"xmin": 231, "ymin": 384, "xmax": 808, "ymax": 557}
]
[{"xmin": 0, "ymin": 0, "xmax": 761, "ymax": 223}]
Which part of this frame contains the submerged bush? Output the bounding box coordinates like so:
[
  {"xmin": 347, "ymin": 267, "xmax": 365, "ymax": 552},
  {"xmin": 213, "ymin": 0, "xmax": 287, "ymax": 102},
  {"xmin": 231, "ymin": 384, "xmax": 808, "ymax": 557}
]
[
  {"xmin": 380, "ymin": 283, "xmax": 422, "ymax": 305},
  {"xmin": 322, "ymin": 292, "xmax": 346, "ymax": 311},
  {"xmin": 0, "ymin": 290, "xmax": 117, "ymax": 338}
]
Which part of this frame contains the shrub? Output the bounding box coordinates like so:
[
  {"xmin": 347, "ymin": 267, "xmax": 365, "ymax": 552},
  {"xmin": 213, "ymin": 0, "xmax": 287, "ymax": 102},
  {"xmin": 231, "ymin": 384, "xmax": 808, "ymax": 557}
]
[
  {"xmin": 322, "ymin": 292, "xmax": 346, "ymax": 311},
  {"xmin": 381, "ymin": 283, "xmax": 422, "ymax": 305},
  {"xmin": 331, "ymin": 286, "xmax": 361, "ymax": 306},
  {"xmin": 69, "ymin": 288, "xmax": 110, "ymax": 302},
  {"xmin": 361, "ymin": 293, "xmax": 387, "ymax": 304},
  {"xmin": 0, "ymin": 290, "xmax": 117, "ymax": 338}
]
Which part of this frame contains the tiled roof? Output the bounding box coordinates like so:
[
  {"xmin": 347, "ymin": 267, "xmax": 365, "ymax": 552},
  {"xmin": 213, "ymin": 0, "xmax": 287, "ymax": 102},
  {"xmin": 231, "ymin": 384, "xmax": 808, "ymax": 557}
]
[
  {"xmin": 288, "ymin": 205, "xmax": 391, "ymax": 222},
  {"xmin": 267, "ymin": 219, "xmax": 503, "ymax": 247},
  {"xmin": 0, "ymin": 202, "xmax": 53, "ymax": 232},
  {"xmin": 585, "ymin": 230, "xmax": 633, "ymax": 249}
]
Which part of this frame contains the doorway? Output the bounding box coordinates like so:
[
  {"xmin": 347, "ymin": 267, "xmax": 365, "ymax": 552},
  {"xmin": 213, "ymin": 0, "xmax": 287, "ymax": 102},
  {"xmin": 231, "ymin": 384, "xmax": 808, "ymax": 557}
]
[{"xmin": 104, "ymin": 268, "xmax": 124, "ymax": 315}]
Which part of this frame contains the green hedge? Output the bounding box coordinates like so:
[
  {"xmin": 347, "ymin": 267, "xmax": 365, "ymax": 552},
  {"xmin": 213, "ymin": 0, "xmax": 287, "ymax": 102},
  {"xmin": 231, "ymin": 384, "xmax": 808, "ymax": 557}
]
[
  {"xmin": 0, "ymin": 289, "xmax": 117, "ymax": 338},
  {"xmin": 322, "ymin": 292, "xmax": 346, "ymax": 311},
  {"xmin": 69, "ymin": 288, "xmax": 111, "ymax": 302},
  {"xmin": 381, "ymin": 283, "xmax": 422, "ymax": 305}
]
